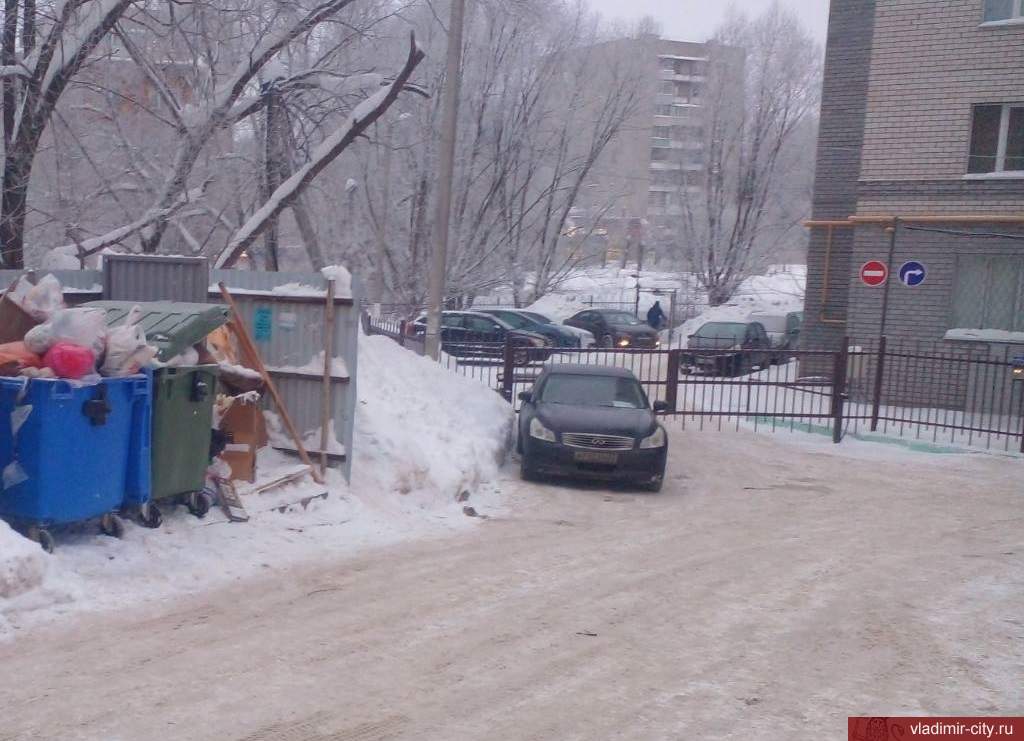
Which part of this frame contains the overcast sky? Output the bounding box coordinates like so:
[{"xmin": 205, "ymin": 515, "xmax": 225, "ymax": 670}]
[{"xmin": 584, "ymin": 0, "xmax": 830, "ymax": 43}]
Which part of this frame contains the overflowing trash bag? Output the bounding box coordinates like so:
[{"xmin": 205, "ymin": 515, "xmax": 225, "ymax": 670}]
[{"xmin": 101, "ymin": 305, "xmax": 159, "ymax": 377}]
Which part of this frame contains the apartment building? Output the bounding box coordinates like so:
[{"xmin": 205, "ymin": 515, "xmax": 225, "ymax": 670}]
[
  {"xmin": 572, "ymin": 35, "xmax": 727, "ymax": 266},
  {"xmin": 803, "ymin": 0, "xmax": 1024, "ymax": 355}
]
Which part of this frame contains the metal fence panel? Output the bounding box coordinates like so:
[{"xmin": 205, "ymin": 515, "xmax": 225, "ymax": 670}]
[
  {"xmin": 216, "ymin": 271, "xmax": 358, "ymax": 480},
  {"xmin": 105, "ymin": 255, "xmax": 209, "ymax": 303}
]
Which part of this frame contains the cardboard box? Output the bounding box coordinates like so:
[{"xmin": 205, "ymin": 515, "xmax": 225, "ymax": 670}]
[{"xmin": 218, "ymin": 399, "xmax": 267, "ymax": 483}]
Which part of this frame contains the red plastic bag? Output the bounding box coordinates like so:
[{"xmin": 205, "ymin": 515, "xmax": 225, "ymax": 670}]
[{"xmin": 43, "ymin": 342, "xmax": 96, "ymax": 380}]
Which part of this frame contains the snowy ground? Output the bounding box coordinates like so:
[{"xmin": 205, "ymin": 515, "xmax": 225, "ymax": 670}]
[
  {"xmin": 0, "ymin": 428, "xmax": 1020, "ymax": 739},
  {"xmin": 0, "ymin": 263, "xmax": 1022, "ymax": 734},
  {"xmin": 0, "ymin": 332, "xmax": 513, "ymax": 636}
]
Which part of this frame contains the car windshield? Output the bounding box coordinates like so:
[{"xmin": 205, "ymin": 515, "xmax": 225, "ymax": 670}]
[
  {"xmin": 694, "ymin": 322, "xmax": 746, "ymax": 341},
  {"xmin": 749, "ymin": 315, "xmax": 786, "ymax": 332},
  {"xmin": 520, "ymin": 311, "xmax": 552, "ymax": 325},
  {"xmin": 601, "ymin": 311, "xmax": 644, "ymax": 326},
  {"xmin": 539, "ymin": 374, "xmax": 646, "ymax": 409}
]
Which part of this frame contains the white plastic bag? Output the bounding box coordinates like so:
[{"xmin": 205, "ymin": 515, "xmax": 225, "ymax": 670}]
[
  {"xmin": 100, "ymin": 305, "xmax": 158, "ymax": 377},
  {"xmin": 25, "ymin": 307, "xmax": 106, "ymax": 357},
  {"xmin": 20, "ymin": 274, "xmax": 64, "ymax": 321}
]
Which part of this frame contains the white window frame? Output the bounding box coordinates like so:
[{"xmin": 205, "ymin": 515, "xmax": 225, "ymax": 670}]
[
  {"xmin": 966, "ymin": 103, "xmax": 1024, "ymax": 177},
  {"xmin": 995, "ymin": 105, "xmax": 1023, "ymax": 172}
]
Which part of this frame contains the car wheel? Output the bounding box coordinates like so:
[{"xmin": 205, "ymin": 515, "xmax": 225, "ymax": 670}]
[
  {"xmin": 512, "ymin": 347, "xmax": 529, "ymax": 366},
  {"xmin": 601, "ymin": 334, "xmax": 614, "ymax": 349},
  {"xmin": 520, "ymin": 456, "xmax": 538, "ymax": 482},
  {"xmin": 642, "ymin": 475, "xmax": 664, "ymax": 493}
]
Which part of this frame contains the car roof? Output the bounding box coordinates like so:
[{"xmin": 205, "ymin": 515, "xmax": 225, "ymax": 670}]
[
  {"xmin": 543, "ymin": 363, "xmax": 638, "ymax": 379},
  {"xmin": 478, "ymin": 308, "xmax": 527, "ymax": 316}
]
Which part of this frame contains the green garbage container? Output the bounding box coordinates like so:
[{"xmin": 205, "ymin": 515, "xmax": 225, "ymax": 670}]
[{"xmin": 84, "ymin": 301, "xmax": 230, "ymax": 523}]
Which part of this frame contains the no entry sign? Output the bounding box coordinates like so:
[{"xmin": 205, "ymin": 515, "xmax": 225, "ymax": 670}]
[{"xmin": 860, "ymin": 260, "xmax": 888, "ymax": 286}]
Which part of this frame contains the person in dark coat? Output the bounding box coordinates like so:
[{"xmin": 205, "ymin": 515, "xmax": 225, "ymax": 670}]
[{"xmin": 646, "ymin": 301, "xmax": 666, "ymax": 329}]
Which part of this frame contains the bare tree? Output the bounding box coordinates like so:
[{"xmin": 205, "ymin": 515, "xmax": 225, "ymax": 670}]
[
  {"xmin": 668, "ymin": 2, "xmax": 821, "ymax": 305},
  {"xmin": 0, "ymin": 0, "xmax": 424, "ymax": 268},
  {"xmin": 1, "ymin": 0, "xmax": 139, "ymax": 268},
  {"xmin": 346, "ymin": 0, "xmax": 646, "ymax": 312}
]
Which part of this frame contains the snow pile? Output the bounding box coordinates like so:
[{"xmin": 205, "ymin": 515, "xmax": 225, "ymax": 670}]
[
  {"xmin": 0, "ymin": 521, "xmax": 48, "ymax": 601},
  {"xmin": 352, "ymin": 333, "xmax": 512, "ymax": 514},
  {"xmin": 321, "ymin": 265, "xmax": 353, "ymax": 296},
  {"xmin": 0, "ymin": 331, "xmax": 512, "ymax": 637},
  {"xmin": 672, "ymin": 267, "xmax": 805, "ymax": 347}
]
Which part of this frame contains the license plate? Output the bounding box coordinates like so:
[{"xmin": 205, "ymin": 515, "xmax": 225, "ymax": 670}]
[{"xmin": 574, "ymin": 450, "xmax": 618, "ymax": 464}]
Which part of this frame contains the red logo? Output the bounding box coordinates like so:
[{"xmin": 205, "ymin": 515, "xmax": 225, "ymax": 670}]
[{"xmin": 860, "ymin": 260, "xmax": 888, "ymax": 286}]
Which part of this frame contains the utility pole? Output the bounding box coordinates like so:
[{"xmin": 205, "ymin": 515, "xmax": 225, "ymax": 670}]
[{"xmin": 424, "ymin": 0, "xmax": 466, "ymax": 360}]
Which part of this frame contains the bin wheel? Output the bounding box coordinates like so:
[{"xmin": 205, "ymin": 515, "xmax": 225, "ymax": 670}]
[
  {"xmin": 28, "ymin": 526, "xmax": 55, "ymax": 553},
  {"xmin": 137, "ymin": 503, "xmax": 163, "ymax": 529},
  {"xmin": 99, "ymin": 513, "xmax": 125, "ymax": 539},
  {"xmin": 186, "ymin": 491, "xmax": 212, "ymax": 519}
]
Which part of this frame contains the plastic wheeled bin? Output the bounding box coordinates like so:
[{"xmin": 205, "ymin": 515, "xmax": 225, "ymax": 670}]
[
  {"xmin": 0, "ymin": 375, "xmax": 152, "ymax": 552},
  {"xmin": 83, "ymin": 301, "xmax": 229, "ymax": 525}
]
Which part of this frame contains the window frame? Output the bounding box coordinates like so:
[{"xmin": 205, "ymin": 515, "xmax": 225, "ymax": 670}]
[
  {"xmin": 982, "ymin": 0, "xmax": 1024, "ymax": 22},
  {"xmin": 967, "ymin": 103, "xmax": 1024, "ymax": 175}
]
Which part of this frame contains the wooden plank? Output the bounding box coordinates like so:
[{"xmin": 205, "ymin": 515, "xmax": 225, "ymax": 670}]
[
  {"xmin": 213, "ymin": 478, "xmax": 249, "ymax": 522},
  {"xmin": 320, "ymin": 279, "xmax": 336, "ymax": 476}
]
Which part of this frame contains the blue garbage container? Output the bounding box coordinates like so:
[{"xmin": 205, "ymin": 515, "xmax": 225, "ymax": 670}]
[{"xmin": 0, "ymin": 374, "xmax": 151, "ymax": 551}]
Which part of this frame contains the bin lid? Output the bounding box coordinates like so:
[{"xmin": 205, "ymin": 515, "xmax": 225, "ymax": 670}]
[{"xmin": 83, "ymin": 301, "xmax": 230, "ymax": 361}]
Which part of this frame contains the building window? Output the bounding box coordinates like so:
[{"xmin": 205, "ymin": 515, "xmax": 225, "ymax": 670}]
[
  {"xmin": 983, "ymin": 0, "xmax": 1024, "ymax": 21},
  {"xmin": 952, "ymin": 255, "xmax": 1024, "ymax": 330},
  {"xmin": 968, "ymin": 104, "xmax": 1024, "ymax": 173},
  {"xmin": 650, "ymin": 148, "xmax": 669, "ymax": 162}
]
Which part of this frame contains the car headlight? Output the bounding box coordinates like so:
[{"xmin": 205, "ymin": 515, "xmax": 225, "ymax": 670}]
[
  {"xmin": 617, "ymin": 337, "xmax": 631, "ymax": 347},
  {"xmin": 639, "ymin": 426, "xmax": 666, "ymax": 449},
  {"xmin": 529, "ymin": 417, "xmax": 556, "ymax": 442}
]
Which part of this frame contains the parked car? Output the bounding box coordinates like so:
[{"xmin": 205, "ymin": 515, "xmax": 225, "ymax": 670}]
[
  {"xmin": 746, "ymin": 311, "xmax": 802, "ymax": 363},
  {"xmin": 682, "ymin": 320, "xmax": 772, "ymax": 376},
  {"xmin": 517, "ymin": 364, "xmax": 669, "ymax": 491},
  {"xmin": 563, "ymin": 309, "xmax": 661, "ymax": 349},
  {"xmin": 409, "ymin": 310, "xmax": 549, "ymax": 365},
  {"xmin": 476, "ymin": 308, "xmax": 595, "ymax": 348}
]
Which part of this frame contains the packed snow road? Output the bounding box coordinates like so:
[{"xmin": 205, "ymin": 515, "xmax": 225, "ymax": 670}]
[{"xmin": 1, "ymin": 430, "xmax": 1022, "ymax": 740}]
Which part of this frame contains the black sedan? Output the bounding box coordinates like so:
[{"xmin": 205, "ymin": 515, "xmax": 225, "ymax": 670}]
[
  {"xmin": 682, "ymin": 320, "xmax": 772, "ymax": 376},
  {"xmin": 409, "ymin": 310, "xmax": 549, "ymax": 365},
  {"xmin": 563, "ymin": 309, "xmax": 660, "ymax": 349},
  {"xmin": 517, "ymin": 364, "xmax": 668, "ymax": 491},
  {"xmin": 477, "ymin": 308, "xmax": 591, "ymax": 348}
]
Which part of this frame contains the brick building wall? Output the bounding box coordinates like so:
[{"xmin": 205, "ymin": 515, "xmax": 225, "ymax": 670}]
[
  {"xmin": 802, "ymin": 0, "xmax": 877, "ymax": 365},
  {"xmin": 805, "ymin": 0, "xmax": 1024, "ymax": 358},
  {"xmin": 860, "ymin": 1, "xmax": 1024, "ymax": 186}
]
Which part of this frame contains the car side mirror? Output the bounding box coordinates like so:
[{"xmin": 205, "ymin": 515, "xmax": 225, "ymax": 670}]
[
  {"xmin": 653, "ymin": 400, "xmax": 668, "ymax": 412},
  {"xmin": 518, "ymin": 391, "xmax": 532, "ymax": 402}
]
